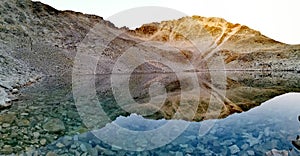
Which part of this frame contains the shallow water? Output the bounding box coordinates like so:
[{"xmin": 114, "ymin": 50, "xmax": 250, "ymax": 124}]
[
  {"xmin": 0, "ymin": 72, "xmax": 300, "ymax": 155},
  {"xmin": 41, "ymin": 93, "xmax": 300, "ymax": 155}
]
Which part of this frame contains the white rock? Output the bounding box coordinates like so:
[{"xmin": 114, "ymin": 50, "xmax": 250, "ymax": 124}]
[
  {"xmin": 21, "ymin": 113, "xmax": 29, "ymax": 116},
  {"xmin": 229, "ymin": 145, "xmax": 240, "ymax": 154},
  {"xmin": 40, "ymin": 139, "xmax": 47, "ymax": 145},
  {"xmin": 4, "ymin": 98, "xmax": 11, "ymax": 103},
  {"xmin": 33, "ymin": 132, "xmax": 40, "ymax": 138},
  {"xmin": 12, "ymin": 88, "xmax": 18, "ymax": 94},
  {"xmin": 2, "ymin": 123, "xmax": 10, "ymax": 128},
  {"xmin": 247, "ymin": 150, "xmax": 255, "ymax": 156},
  {"xmin": 111, "ymin": 145, "xmax": 122, "ymax": 150}
]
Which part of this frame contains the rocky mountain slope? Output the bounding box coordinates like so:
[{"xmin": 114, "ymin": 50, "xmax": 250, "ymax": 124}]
[
  {"xmin": 0, "ymin": 0, "xmax": 300, "ymax": 122},
  {"xmin": 0, "ymin": 0, "xmax": 108, "ymax": 108},
  {"xmin": 130, "ymin": 16, "xmax": 300, "ymax": 71}
]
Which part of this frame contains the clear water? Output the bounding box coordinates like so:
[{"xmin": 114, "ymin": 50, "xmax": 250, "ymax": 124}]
[
  {"xmin": 42, "ymin": 93, "xmax": 300, "ymax": 155},
  {"xmin": 1, "ymin": 72, "xmax": 300, "ymax": 155}
]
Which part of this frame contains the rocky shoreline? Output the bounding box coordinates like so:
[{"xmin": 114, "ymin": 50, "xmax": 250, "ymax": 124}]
[{"xmin": 0, "ymin": 74, "xmax": 41, "ymax": 110}]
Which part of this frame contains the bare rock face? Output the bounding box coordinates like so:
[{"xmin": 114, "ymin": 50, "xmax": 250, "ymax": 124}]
[
  {"xmin": 129, "ymin": 16, "xmax": 300, "ymax": 71},
  {"xmin": 0, "ymin": 0, "xmax": 111, "ymax": 109}
]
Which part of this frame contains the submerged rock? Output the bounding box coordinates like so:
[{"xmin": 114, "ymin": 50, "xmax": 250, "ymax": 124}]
[
  {"xmin": 0, "ymin": 113, "xmax": 16, "ymax": 124},
  {"xmin": 46, "ymin": 151, "xmax": 58, "ymax": 156},
  {"xmin": 247, "ymin": 150, "xmax": 255, "ymax": 156},
  {"xmin": 2, "ymin": 123, "xmax": 10, "ymax": 128},
  {"xmin": 16, "ymin": 119, "xmax": 30, "ymax": 127},
  {"xmin": 40, "ymin": 138, "xmax": 47, "ymax": 146},
  {"xmin": 0, "ymin": 145, "xmax": 13, "ymax": 155},
  {"xmin": 55, "ymin": 142, "xmax": 65, "ymax": 148},
  {"xmin": 43, "ymin": 118, "xmax": 65, "ymax": 133},
  {"xmin": 229, "ymin": 145, "xmax": 240, "ymax": 154},
  {"xmin": 265, "ymin": 149, "xmax": 288, "ymax": 156}
]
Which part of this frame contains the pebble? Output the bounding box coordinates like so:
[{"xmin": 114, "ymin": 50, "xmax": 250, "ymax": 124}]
[
  {"xmin": 29, "ymin": 78, "xmax": 36, "ymax": 83},
  {"xmin": 55, "ymin": 142, "xmax": 65, "ymax": 148},
  {"xmin": 247, "ymin": 150, "xmax": 255, "ymax": 156},
  {"xmin": 21, "ymin": 112, "xmax": 29, "ymax": 116},
  {"xmin": 229, "ymin": 145, "xmax": 240, "ymax": 154},
  {"xmin": 2, "ymin": 123, "xmax": 10, "ymax": 128},
  {"xmin": 6, "ymin": 95, "xmax": 18, "ymax": 101},
  {"xmin": 241, "ymin": 143, "xmax": 249, "ymax": 150},
  {"xmin": 17, "ymin": 119, "xmax": 30, "ymax": 127},
  {"xmin": 25, "ymin": 146, "xmax": 33, "ymax": 152},
  {"xmin": 136, "ymin": 147, "xmax": 144, "ymax": 151},
  {"xmin": 12, "ymin": 88, "xmax": 18, "ymax": 94},
  {"xmin": 70, "ymin": 144, "xmax": 77, "ymax": 149},
  {"xmin": 179, "ymin": 144, "xmax": 188, "ymax": 148},
  {"xmin": 33, "ymin": 132, "xmax": 40, "ymax": 138},
  {"xmin": 80, "ymin": 144, "xmax": 87, "ymax": 152},
  {"xmin": 40, "ymin": 139, "xmax": 47, "ymax": 145},
  {"xmin": 73, "ymin": 135, "xmax": 79, "ymax": 141},
  {"xmin": 5, "ymin": 98, "xmax": 12, "ymax": 103},
  {"xmin": 46, "ymin": 151, "xmax": 57, "ymax": 156},
  {"xmin": 111, "ymin": 145, "xmax": 122, "ymax": 150},
  {"xmin": 61, "ymin": 136, "xmax": 73, "ymax": 146}
]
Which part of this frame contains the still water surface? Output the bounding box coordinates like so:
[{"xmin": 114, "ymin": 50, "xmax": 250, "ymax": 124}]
[
  {"xmin": 1, "ymin": 72, "xmax": 300, "ymax": 155},
  {"xmin": 43, "ymin": 93, "xmax": 300, "ymax": 155}
]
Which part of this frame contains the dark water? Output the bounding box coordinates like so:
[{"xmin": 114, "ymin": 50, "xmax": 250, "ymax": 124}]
[{"xmin": 1, "ymin": 72, "xmax": 300, "ymax": 155}]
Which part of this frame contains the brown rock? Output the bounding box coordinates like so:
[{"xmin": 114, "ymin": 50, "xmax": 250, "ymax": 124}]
[{"xmin": 0, "ymin": 113, "xmax": 16, "ymax": 124}]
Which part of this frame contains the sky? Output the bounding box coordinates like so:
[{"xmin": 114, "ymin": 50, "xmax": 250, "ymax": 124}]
[{"xmin": 33, "ymin": 0, "xmax": 300, "ymax": 45}]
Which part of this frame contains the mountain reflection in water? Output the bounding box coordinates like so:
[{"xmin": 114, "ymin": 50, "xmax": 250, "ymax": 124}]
[
  {"xmin": 43, "ymin": 93, "xmax": 300, "ymax": 155},
  {"xmin": 4, "ymin": 72, "xmax": 300, "ymax": 155}
]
